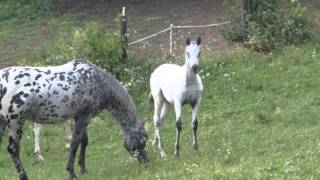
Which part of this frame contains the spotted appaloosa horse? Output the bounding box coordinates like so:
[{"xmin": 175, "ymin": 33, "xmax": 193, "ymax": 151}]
[
  {"xmin": 149, "ymin": 37, "xmax": 203, "ymax": 158},
  {"xmin": 0, "ymin": 60, "xmax": 148, "ymax": 180}
]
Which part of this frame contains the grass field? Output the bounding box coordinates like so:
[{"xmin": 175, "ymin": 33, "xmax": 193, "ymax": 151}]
[
  {"xmin": 1, "ymin": 44, "xmax": 320, "ymax": 179},
  {"xmin": 1, "ymin": 0, "xmax": 320, "ymax": 179}
]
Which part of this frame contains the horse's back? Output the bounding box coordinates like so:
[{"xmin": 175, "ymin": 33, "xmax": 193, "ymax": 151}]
[
  {"xmin": 150, "ymin": 64, "xmax": 186, "ymax": 102},
  {"xmin": 0, "ymin": 60, "xmax": 98, "ymax": 123}
]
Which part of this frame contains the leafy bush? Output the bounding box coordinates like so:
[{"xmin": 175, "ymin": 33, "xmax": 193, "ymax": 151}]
[
  {"xmin": 46, "ymin": 21, "xmax": 149, "ymax": 94},
  {"xmin": 17, "ymin": 0, "xmax": 56, "ymax": 16},
  {"xmin": 223, "ymin": 0, "xmax": 318, "ymax": 52},
  {"xmin": 0, "ymin": 0, "xmax": 58, "ymax": 19}
]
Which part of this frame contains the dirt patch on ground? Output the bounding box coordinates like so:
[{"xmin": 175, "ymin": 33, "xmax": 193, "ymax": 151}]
[{"xmin": 57, "ymin": 0, "xmax": 233, "ymax": 61}]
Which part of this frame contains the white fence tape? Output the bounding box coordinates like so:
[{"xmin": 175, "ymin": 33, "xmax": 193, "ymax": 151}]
[
  {"xmin": 129, "ymin": 21, "xmax": 230, "ymax": 60},
  {"xmin": 172, "ymin": 21, "xmax": 230, "ymax": 29},
  {"xmin": 128, "ymin": 27, "xmax": 171, "ymax": 45}
]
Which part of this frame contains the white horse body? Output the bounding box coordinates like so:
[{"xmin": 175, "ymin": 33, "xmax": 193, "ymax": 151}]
[
  {"xmin": 150, "ymin": 37, "xmax": 203, "ymax": 157},
  {"xmin": 150, "ymin": 63, "xmax": 203, "ymax": 104}
]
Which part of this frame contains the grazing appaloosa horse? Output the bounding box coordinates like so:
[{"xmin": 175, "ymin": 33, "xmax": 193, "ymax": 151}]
[
  {"xmin": 0, "ymin": 60, "xmax": 148, "ymax": 180},
  {"xmin": 34, "ymin": 121, "xmax": 72, "ymax": 161},
  {"xmin": 149, "ymin": 37, "xmax": 203, "ymax": 157}
]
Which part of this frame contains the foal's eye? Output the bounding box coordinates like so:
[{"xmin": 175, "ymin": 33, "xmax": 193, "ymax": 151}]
[
  {"xmin": 187, "ymin": 52, "xmax": 190, "ymax": 58},
  {"xmin": 198, "ymin": 52, "xmax": 201, "ymax": 58}
]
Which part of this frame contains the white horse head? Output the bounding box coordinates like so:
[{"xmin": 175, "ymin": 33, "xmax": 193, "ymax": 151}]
[{"xmin": 185, "ymin": 37, "xmax": 201, "ymax": 74}]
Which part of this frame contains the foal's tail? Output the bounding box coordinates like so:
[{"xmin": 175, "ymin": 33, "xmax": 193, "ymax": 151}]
[{"xmin": 148, "ymin": 92, "xmax": 154, "ymax": 107}]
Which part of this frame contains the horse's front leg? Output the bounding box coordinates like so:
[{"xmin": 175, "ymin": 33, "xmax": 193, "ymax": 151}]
[
  {"xmin": 66, "ymin": 115, "xmax": 89, "ymax": 180},
  {"xmin": 174, "ymin": 100, "xmax": 182, "ymax": 157},
  {"xmin": 191, "ymin": 98, "xmax": 201, "ymax": 154},
  {"xmin": 34, "ymin": 123, "xmax": 44, "ymax": 161},
  {"xmin": 7, "ymin": 119, "xmax": 29, "ymax": 180}
]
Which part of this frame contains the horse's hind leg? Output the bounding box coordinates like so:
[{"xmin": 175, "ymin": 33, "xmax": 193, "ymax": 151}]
[
  {"xmin": 7, "ymin": 119, "xmax": 29, "ymax": 180},
  {"xmin": 66, "ymin": 115, "xmax": 90, "ymax": 180},
  {"xmin": 34, "ymin": 123, "xmax": 44, "ymax": 161},
  {"xmin": 153, "ymin": 94, "xmax": 166, "ymax": 157},
  {"xmin": 78, "ymin": 126, "xmax": 88, "ymax": 175}
]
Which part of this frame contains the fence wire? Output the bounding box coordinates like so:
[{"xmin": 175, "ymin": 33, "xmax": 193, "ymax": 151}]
[{"xmin": 128, "ymin": 21, "xmax": 231, "ymax": 62}]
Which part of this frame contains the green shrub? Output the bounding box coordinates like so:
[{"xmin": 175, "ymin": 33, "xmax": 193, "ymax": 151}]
[
  {"xmin": 17, "ymin": 0, "xmax": 56, "ymax": 16},
  {"xmin": 46, "ymin": 21, "xmax": 149, "ymax": 94},
  {"xmin": 0, "ymin": 0, "xmax": 58, "ymax": 19},
  {"xmin": 223, "ymin": 0, "xmax": 318, "ymax": 52}
]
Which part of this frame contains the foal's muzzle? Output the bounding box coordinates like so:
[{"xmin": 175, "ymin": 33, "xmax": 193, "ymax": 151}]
[{"xmin": 192, "ymin": 65, "xmax": 199, "ymax": 74}]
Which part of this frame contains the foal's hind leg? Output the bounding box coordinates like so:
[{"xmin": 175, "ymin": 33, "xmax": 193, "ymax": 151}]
[
  {"xmin": 152, "ymin": 102, "xmax": 168, "ymax": 145},
  {"xmin": 173, "ymin": 100, "xmax": 182, "ymax": 157},
  {"xmin": 7, "ymin": 119, "xmax": 29, "ymax": 180},
  {"xmin": 34, "ymin": 123, "xmax": 44, "ymax": 161},
  {"xmin": 66, "ymin": 115, "xmax": 90, "ymax": 180},
  {"xmin": 64, "ymin": 121, "xmax": 72, "ymax": 149},
  {"xmin": 153, "ymin": 95, "xmax": 166, "ymax": 157}
]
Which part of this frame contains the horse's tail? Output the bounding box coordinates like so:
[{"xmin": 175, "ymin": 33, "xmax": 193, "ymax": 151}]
[
  {"xmin": 148, "ymin": 92, "xmax": 154, "ymax": 107},
  {"xmin": 0, "ymin": 124, "xmax": 6, "ymax": 151}
]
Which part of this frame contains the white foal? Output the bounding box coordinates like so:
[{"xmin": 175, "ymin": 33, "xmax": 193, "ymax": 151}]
[
  {"xmin": 149, "ymin": 37, "xmax": 203, "ymax": 157},
  {"xmin": 34, "ymin": 121, "xmax": 72, "ymax": 161}
]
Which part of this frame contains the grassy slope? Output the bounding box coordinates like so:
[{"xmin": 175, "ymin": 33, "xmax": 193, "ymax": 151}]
[
  {"xmin": 1, "ymin": 45, "xmax": 320, "ymax": 179},
  {"xmin": 2, "ymin": 1, "xmax": 320, "ymax": 179}
]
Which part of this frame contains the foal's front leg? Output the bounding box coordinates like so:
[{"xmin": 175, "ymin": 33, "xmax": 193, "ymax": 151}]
[
  {"xmin": 66, "ymin": 115, "xmax": 89, "ymax": 180},
  {"xmin": 174, "ymin": 100, "xmax": 182, "ymax": 157},
  {"xmin": 191, "ymin": 99, "xmax": 201, "ymax": 154}
]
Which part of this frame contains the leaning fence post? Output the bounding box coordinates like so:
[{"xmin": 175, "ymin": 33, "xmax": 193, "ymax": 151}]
[
  {"xmin": 241, "ymin": 0, "xmax": 250, "ymax": 42},
  {"xmin": 120, "ymin": 7, "xmax": 128, "ymax": 61},
  {"xmin": 169, "ymin": 24, "xmax": 173, "ymax": 63}
]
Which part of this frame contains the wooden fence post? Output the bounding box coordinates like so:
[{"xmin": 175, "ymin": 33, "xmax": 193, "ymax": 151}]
[
  {"xmin": 120, "ymin": 7, "xmax": 128, "ymax": 61},
  {"xmin": 241, "ymin": 0, "xmax": 250, "ymax": 42},
  {"xmin": 169, "ymin": 24, "xmax": 173, "ymax": 63}
]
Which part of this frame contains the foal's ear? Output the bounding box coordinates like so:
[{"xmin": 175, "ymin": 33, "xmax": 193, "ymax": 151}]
[
  {"xmin": 186, "ymin": 38, "xmax": 191, "ymax": 45},
  {"xmin": 197, "ymin": 37, "xmax": 201, "ymax": 45}
]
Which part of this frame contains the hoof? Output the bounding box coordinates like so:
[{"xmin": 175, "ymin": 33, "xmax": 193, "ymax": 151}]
[
  {"xmin": 68, "ymin": 174, "xmax": 78, "ymax": 180},
  {"xmin": 174, "ymin": 151, "xmax": 180, "ymax": 158},
  {"xmin": 160, "ymin": 151, "xmax": 167, "ymax": 158},
  {"xmin": 20, "ymin": 173, "xmax": 29, "ymax": 180},
  {"xmin": 152, "ymin": 140, "xmax": 158, "ymax": 147},
  {"xmin": 80, "ymin": 168, "xmax": 88, "ymax": 176},
  {"xmin": 35, "ymin": 152, "xmax": 44, "ymax": 161}
]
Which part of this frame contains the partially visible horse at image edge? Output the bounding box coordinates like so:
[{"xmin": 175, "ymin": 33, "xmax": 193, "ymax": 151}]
[{"xmin": 0, "ymin": 60, "xmax": 148, "ymax": 180}]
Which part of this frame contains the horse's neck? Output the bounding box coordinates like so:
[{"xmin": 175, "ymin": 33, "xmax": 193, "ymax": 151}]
[
  {"xmin": 101, "ymin": 75, "xmax": 139, "ymax": 133},
  {"xmin": 183, "ymin": 64, "xmax": 198, "ymax": 87}
]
